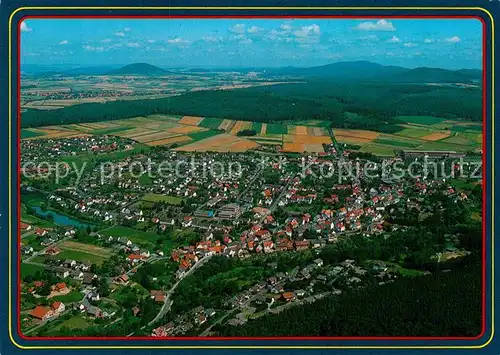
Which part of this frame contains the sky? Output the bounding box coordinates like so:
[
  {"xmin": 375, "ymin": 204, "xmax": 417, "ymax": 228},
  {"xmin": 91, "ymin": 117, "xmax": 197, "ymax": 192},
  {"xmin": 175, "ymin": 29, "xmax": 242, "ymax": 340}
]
[{"xmin": 20, "ymin": 18, "xmax": 482, "ymax": 69}]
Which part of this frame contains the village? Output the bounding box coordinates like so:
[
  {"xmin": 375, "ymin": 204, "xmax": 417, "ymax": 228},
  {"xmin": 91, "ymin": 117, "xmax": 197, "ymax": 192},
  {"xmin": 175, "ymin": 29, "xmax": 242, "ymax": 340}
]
[{"xmin": 19, "ymin": 134, "xmax": 480, "ymax": 337}]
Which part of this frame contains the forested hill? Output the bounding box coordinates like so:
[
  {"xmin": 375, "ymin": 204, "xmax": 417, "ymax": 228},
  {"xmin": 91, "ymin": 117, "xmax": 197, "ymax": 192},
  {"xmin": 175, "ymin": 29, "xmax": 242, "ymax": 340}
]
[
  {"xmin": 218, "ymin": 259, "xmax": 482, "ymax": 337},
  {"xmin": 21, "ymin": 81, "xmax": 481, "ymax": 129},
  {"xmin": 266, "ymin": 61, "xmax": 482, "ymax": 83}
]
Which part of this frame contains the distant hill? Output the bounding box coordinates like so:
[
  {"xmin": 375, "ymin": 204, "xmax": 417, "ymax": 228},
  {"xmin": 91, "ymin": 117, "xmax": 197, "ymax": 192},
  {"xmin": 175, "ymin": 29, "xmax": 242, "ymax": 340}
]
[
  {"xmin": 109, "ymin": 63, "xmax": 169, "ymax": 75},
  {"xmin": 267, "ymin": 60, "xmax": 482, "ymax": 83},
  {"xmin": 388, "ymin": 67, "xmax": 482, "ymax": 83},
  {"xmin": 270, "ymin": 61, "xmax": 407, "ymax": 78}
]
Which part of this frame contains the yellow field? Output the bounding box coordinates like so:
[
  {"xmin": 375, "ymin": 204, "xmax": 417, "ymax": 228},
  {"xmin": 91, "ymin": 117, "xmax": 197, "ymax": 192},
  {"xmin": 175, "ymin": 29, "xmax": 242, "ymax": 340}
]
[
  {"xmin": 420, "ymin": 131, "xmax": 451, "ymax": 141},
  {"xmin": 334, "ymin": 129, "xmax": 379, "ymax": 145},
  {"xmin": 333, "ymin": 129, "xmax": 380, "ymax": 140},
  {"xmin": 167, "ymin": 125, "xmax": 204, "ymax": 134},
  {"xmin": 23, "ymin": 128, "xmax": 89, "ymax": 140},
  {"xmin": 134, "ymin": 131, "xmax": 183, "ymax": 143},
  {"xmin": 294, "ymin": 126, "xmax": 308, "ymax": 135},
  {"xmin": 282, "ymin": 143, "xmax": 304, "ymax": 153},
  {"xmin": 283, "ymin": 135, "xmax": 331, "ymax": 144},
  {"xmin": 175, "ymin": 133, "xmax": 258, "ymax": 152},
  {"xmin": 218, "ymin": 119, "xmax": 236, "ymax": 131},
  {"xmin": 116, "ymin": 128, "xmax": 156, "ymax": 139},
  {"xmin": 282, "ymin": 142, "xmax": 325, "ymax": 153},
  {"xmin": 260, "ymin": 123, "xmax": 267, "ymax": 135},
  {"xmin": 179, "ymin": 116, "xmax": 204, "ymax": 126}
]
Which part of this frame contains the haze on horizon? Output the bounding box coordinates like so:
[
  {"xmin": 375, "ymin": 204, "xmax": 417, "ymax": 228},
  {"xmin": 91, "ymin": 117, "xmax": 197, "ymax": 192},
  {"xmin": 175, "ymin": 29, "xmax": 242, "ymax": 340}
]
[{"xmin": 20, "ymin": 18, "xmax": 482, "ymax": 70}]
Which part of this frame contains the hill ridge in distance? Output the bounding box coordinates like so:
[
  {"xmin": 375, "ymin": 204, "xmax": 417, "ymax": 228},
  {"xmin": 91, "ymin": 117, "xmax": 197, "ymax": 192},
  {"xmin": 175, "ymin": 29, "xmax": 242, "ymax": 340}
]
[
  {"xmin": 267, "ymin": 60, "xmax": 482, "ymax": 83},
  {"xmin": 109, "ymin": 63, "xmax": 169, "ymax": 75}
]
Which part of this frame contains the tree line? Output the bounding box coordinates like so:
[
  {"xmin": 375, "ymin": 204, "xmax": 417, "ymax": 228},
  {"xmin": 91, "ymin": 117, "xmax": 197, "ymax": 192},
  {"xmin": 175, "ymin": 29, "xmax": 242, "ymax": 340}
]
[{"xmin": 21, "ymin": 81, "xmax": 481, "ymax": 131}]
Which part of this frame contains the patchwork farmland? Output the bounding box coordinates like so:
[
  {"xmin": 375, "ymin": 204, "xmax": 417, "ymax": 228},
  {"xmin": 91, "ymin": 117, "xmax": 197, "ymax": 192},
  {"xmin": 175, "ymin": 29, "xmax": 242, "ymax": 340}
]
[
  {"xmin": 335, "ymin": 117, "xmax": 482, "ymax": 156},
  {"xmin": 21, "ymin": 113, "xmax": 481, "ymax": 156}
]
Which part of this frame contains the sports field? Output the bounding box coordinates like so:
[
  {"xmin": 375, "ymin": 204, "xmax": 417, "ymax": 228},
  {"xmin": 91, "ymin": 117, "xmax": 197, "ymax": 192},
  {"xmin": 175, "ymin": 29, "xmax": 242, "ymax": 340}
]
[{"xmin": 56, "ymin": 250, "xmax": 108, "ymax": 265}]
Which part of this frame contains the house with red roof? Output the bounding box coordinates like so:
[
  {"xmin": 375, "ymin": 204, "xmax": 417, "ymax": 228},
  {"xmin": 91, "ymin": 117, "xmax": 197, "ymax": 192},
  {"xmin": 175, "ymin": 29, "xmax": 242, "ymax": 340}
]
[
  {"xmin": 295, "ymin": 240, "xmax": 310, "ymax": 251},
  {"xmin": 51, "ymin": 301, "xmax": 65, "ymax": 313},
  {"xmin": 33, "ymin": 280, "xmax": 44, "ymax": 288},
  {"xmin": 20, "ymin": 222, "xmax": 32, "ymax": 231},
  {"xmin": 182, "ymin": 216, "xmax": 193, "ymax": 227},
  {"xmin": 128, "ymin": 254, "xmax": 147, "ymax": 264},
  {"xmin": 30, "ymin": 306, "xmax": 56, "ymax": 321},
  {"xmin": 45, "ymin": 245, "xmax": 60, "ymax": 256},
  {"xmin": 282, "ymin": 292, "xmax": 295, "ymax": 302},
  {"xmin": 264, "ymin": 215, "xmax": 275, "ymax": 225},
  {"xmin": 35, "ymin": 227, "xmax": 48, "ymax": 236},
  {"xmin": 263, "ymin": 240, "xmax": 274, "ymax": 253},
  {"xmin": 54, "ymin": 282, "xmax": 67, "ymax": 292},
  {"xmin": 115, "ymin": 274, "xmax": 129, "ymax": 285},
  {"xmin": 255, "ymin": 229, "xmax": 270, "ymax": 239}
]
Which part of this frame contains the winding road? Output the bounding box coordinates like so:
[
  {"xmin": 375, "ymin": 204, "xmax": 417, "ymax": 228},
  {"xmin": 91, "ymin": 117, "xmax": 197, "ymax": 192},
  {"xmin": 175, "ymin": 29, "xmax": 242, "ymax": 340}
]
[{"xmin": 146, "ymin": 254, "xmax": 214, "ymax": 327}]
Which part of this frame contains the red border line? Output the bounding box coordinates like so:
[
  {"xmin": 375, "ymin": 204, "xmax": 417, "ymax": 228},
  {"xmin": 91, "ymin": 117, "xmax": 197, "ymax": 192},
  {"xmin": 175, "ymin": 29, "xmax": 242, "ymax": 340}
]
[{"xmin": 16, "ymin": 14, "xmax": 488, "ymax": 342}]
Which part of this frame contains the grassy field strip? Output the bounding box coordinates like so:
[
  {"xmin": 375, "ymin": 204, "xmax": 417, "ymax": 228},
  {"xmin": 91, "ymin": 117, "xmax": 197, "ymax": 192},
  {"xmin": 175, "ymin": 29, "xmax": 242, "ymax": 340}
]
[
  {"xmin": 58, "ymin": 240, "xmax": 113, "ymax": 257},
  {"xmin": 142, "ymin": 193, "xmax": 183, "ymax": 205}
]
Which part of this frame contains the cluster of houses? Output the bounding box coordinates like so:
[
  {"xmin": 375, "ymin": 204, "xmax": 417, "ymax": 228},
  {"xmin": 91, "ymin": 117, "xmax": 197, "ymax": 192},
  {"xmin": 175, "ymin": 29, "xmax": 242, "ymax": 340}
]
[
  {"xmin": 77, "ymin": 291, "xmax": 116, "ymax": 319},
  {"xmin": 152, "ymin": 306, "xmax": 216, "ymax": 336},
  {"xmin": 52, "ymin": 262, "xmax": 99, "ymax": 285},
  {"xmin": 257, "ymin": 184, "xmax": 283, "ymax": 206},
  {"xmin": 165, "ymin": 169, "xmax": 434, "ymax": 278},
  {"xmin": 152, "ymin": 257, "xmax": 392, "ymax": 335},
  {"xmin": 21, "ymin": 135, "xmax": 128, "ymax": 162},
  {"xmin": 20, "ymin": 143, "xmax": 480, "ymax": 335}
]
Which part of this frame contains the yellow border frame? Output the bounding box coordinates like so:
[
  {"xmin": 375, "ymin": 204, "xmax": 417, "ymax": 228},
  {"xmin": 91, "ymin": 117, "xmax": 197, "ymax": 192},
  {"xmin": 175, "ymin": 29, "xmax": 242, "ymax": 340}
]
[{"xmin": 8, "ymin": 6, "xmax": 495, "ymax": 350}]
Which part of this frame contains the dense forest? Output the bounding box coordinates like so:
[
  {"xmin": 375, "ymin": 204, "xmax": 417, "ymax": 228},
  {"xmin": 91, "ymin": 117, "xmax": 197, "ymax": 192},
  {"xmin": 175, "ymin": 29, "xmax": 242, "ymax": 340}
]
[
  {"xmin": 21, "ymin": 81, "xmax": 481, "ymax": 130},
  {"xmin": 218, "ymin": 258, "xmax": 482, "ymax": 337}
]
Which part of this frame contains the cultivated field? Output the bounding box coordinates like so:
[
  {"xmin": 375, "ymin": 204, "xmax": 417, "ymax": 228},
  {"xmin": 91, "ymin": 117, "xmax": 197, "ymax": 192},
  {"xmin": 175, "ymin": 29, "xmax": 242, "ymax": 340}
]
[
  {"xmin": 329, "ymin": 114, "xmax": 482, "ymax": 156},
  {"xmin": 179, "ymin": 116, "xmax": 204, "ymax": 126},
  {"xmin": 104, "ymin": 226, "xmax": 166, "ymax": 249},
  {"xmin": 58, "ymin": 240, "xmax": 113, "ymax": 257},
  {"xmin": 147, "ymin": 136, "xmax": 193, "ymax": 147},
  {"xmin": 175, "ymin": 133, "xmax": 259, "ymax": 152},
  {"xmin": 21, "ymin": 112, "xmax": 481, "ymax": 156},
  {"xmin": 22, "ymin": 126, "xmax": 90, "ymax": 140}
]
